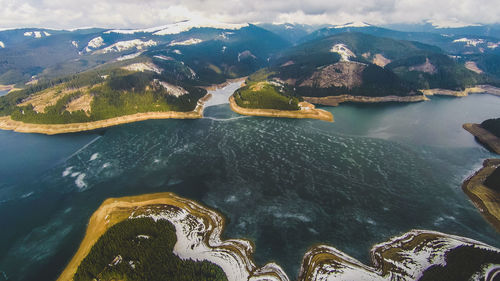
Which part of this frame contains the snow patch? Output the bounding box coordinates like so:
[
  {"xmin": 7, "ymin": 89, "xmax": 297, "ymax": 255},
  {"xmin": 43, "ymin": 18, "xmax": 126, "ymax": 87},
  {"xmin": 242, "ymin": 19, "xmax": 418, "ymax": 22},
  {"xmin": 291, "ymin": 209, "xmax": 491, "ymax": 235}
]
[
  {"xmin": 173, "ymin": 49, "xmax": 182, "ymax": 55},
  {"xmin": 116, "ymin": 52, "xmax": 142, "ymax": 61},
  {"xmin": 333, "ymin": 21, "xmax": 370, "ymax": 28},
  {"xmin": 154, "ymin": 79, "xmax": 188, "ymax": 97},
  {"xmin": 105, "ymin": 20, "xmax": 247, "ymax": 36},
  {"xmin": 71, "ymin": 41, "xmax": 78, "ymax": 48},
  {"xmin": 123, "ymin": 62, "xmax": 163, "ymax": 74},
  {"xmin": 237, "ymin": 50, "xmax": 256, "ymax": 62},
  {"xmin": 62, "ymin": 166, "xmax": 73, "ymax": 177},
  {"xmin": 453, "ymin": 38, "xmax": 485, "ymax": 47},
  {"xmin": 487, "ymin": 42, "xmax": 500, "ymax": 49},
  {"xmin": 85, "ymin": 36, "xmax": 104, "ymax": 52},
  {"xmin": 97, "ymin": 39, "xmax": 156, "ymax": 53},
  {"xmin": 75, "ymin": 173, "xmax": 87, "ymax": 189},
  {"xmin": 0, "ymin": 41, "xmax": 4, "ymax": 48},
  {"xmin": 153, "ymin": 20, "xmax": 248, "ymax": 36},
  {"xmin": 153, "ymin": 55, "xmax": 174, "ymax": 61},
  {"xmin": 169, "ymin": 38, "xmax": 203, "ymax": 46},
  {"xmin": 330, "ymin": 44, "xmax": 356, "ymax": 61},
  {"xmin": 89, "ymin": 153, "xmax": 99, "ymax": 161}
]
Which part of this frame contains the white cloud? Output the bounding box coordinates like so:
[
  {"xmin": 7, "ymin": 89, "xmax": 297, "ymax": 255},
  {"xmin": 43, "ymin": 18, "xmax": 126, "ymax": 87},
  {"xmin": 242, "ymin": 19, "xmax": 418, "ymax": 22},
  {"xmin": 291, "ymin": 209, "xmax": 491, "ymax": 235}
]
[{"xmin": 0, "ymin": 0, "xmax": 498, "ymax": 29}]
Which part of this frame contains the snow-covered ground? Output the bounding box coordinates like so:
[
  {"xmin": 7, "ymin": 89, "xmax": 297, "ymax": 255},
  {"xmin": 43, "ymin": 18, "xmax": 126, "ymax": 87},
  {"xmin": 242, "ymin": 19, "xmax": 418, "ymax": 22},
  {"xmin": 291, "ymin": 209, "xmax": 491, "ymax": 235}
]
[
  {"xmin": 330, "ymin": 44, "xmax": 356, "ymax": 61},
  {"xmin": 299, "ymin": 229, "xmax": 500, "ymax": 281},
  {"xmin": 333, "ymin": 21, "xmax": 370, "ymax": 28},
  {"xmin": 453, "ymin": 38, "xmax": 485, "ymax": 47},
  {"xmin": 153, "ymin": 55, "xmax": 174, "ymax": 61},
  {"xmin": 85, "ymin": 36, "xmax": 104, "ymax": 52},
  {"xmin": 116, "ymin": 52, "xmax": 142, "ymax": 61},
  {"xmin": 97, "ymin": 39, "xmax": 156, "ymax": 53},
  {"xmin": 105, "ymin": 20, "xmax": 248, "ymax": 36},
  {"xmin": 122, "ymin": 62, "xmax": 162, "ymax": 74},
  {"xmin": 155, "ymin": 80, "xmax": 188, "ymax": 97},
  {"xmin": 23, "ymin": 31, "xmax": 48, "ymax": 38},
  {"xmin": 169, "ymin": 38, "xmax": 203, "ymax": 46},
  {"xmin": 131, "ymin": 198, "xmax": 287, "ymax": 281}
]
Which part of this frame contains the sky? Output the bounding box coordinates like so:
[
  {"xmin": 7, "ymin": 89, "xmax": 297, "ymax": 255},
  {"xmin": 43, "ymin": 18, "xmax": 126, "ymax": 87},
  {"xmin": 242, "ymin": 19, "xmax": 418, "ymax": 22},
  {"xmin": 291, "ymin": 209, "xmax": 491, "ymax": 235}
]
[{"xmin": 0, "ymin": 0, "xmax": 499, "ymax": 30}]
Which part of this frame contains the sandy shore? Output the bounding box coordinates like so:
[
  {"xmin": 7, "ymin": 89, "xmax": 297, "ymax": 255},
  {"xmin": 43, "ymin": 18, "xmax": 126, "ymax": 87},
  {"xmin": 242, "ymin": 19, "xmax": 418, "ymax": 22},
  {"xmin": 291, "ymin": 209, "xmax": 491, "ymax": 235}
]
[
  {"xmin": 229, "ymin": 96, "xmax": 334, "ymax": 122},
  {"xmin": 57, "ymin": 192, "xmax": 287, "ymax": 281},
  {"xmin": 463, "ymin": 123, "xmax": 500, "ymax": 154},
  {"xmin": 303, "ymin": 94, "xmax": 429, "ymax": 106},
  {"xmin": 462, "ymin": 159, "xmax": 500, "ymax": 233},
  {"xmin": 0, "ymin": 94, "xmax": 211, "ymax": 135}
]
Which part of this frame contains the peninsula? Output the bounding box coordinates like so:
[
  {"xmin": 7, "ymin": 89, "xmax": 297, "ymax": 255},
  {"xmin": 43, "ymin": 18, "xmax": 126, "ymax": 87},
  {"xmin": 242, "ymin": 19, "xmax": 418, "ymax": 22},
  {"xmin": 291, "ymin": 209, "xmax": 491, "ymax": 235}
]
[
  {"xmin": 463, "ymin": 118, "xmax": 500, "ymax": 154},
  {"xmin": 462, "ymin": 159, "xmax": 500, "ymax": 232}
]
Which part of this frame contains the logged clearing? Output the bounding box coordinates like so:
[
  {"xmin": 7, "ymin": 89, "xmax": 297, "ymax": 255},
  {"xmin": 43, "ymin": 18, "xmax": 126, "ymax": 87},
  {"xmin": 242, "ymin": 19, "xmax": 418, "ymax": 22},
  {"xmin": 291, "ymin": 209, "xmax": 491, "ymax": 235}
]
[{"xmin": 66, "ymin": 94, "xmax": 93, "ymax": 114}]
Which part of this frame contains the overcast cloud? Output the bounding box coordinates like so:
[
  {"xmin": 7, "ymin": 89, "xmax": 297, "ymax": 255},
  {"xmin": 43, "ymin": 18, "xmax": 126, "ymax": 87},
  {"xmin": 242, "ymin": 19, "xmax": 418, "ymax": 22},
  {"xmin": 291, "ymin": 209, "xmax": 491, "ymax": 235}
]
[{"xmin": 0, "ymin": 0, "xmax": 498, "ymax": 29}]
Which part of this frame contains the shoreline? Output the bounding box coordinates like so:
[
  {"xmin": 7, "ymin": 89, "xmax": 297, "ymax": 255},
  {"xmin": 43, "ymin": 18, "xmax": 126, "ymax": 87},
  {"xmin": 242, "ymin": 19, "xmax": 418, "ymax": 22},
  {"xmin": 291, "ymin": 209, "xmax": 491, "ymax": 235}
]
[
  {"xmin": 57, "ymin": 192, "xmax": 287, "ymax": 281},
  {"xmin": 59, "ymin": 192, "xmax": 500, "ymax": 281},
  {"xmin": 462, "ymin": 159, "xmax": 500, "ymax": 233},
  {"xmin": 303, "ymin": 84, "xmax": 500, "ymax": 107},
  {"xmin": 229, "ymin": 95, "xmax": 334, "ymax": 122},
  {"xmin": 463, "ymin": 123, "xmax": 500, "ymax": 154},
  {"xmin": 0, "ymin": 93, "xmax": 211, "ymax": 135},
  {"xmin": 421, "ymin": 84, "xmax": 500, "ymax": 97},
  {"xmin": 303, "ymin": 94, "xmax": 429, "ymax": 106}
]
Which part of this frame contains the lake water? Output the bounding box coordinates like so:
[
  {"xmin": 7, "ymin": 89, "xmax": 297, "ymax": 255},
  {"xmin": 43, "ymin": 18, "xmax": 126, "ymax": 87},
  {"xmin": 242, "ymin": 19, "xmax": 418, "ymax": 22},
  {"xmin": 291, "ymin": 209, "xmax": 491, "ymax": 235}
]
[
  {"xmin": 0, "ymin": 85, "xmax": 499, "ymax": 280},
  {"xmin": 0, "ymin": 90, "xmax": 9, "ymax": 97}
]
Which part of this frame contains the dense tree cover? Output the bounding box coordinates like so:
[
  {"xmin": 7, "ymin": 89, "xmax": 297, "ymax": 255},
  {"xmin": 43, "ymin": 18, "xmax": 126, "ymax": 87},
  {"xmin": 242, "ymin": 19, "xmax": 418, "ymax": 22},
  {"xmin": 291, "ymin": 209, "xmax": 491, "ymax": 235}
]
[
  {"xmin": 418, "ymin": 245, "xmax": 500, "ymax": 281},
  {"xmin": 481, "ymin": 118, "xmax": 500, "ymax": 138},
  {"xmin": 8, "ymin": 70, "xmax": 206, "ymax": 124},
  {"xmin": 234, "ymin": 81, "xmax": 300, "ymax": 110},
  {"xmin": 484, "ymin": 167, "xmax": 500, "ymax": 192},
  {"xmin": 74, "ymin": 217, "xmax": 227, "ymax": 281}
]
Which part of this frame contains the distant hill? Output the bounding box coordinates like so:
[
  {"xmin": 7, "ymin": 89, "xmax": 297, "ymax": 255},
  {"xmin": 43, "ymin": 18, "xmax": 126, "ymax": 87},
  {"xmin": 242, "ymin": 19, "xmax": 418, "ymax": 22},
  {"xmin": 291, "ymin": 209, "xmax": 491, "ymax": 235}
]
[
  {"xmin": 0, "ymin": 23, "xmax": 290, "ymax": 86},
  {"xmin": 266, "ymin": 32, "xmax": 486, "ymax": 98},
  {"xmin": 301, "ymin": 25, "xmax": 500, "ymax": 56}
]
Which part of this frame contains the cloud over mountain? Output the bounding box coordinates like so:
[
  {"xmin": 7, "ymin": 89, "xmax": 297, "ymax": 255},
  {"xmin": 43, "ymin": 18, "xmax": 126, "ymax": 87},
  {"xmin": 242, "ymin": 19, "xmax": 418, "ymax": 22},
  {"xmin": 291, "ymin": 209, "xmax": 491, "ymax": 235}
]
[{"xmin": 0, "ymin": 0, "xmax": 498, "ymax": 29}]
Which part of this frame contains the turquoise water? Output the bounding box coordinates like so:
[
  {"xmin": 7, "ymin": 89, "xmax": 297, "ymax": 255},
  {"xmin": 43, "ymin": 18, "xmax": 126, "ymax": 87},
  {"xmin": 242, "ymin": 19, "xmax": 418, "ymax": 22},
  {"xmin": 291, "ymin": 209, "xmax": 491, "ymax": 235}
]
[{"xmin": 0, "ymin": 90, "xmax": 499, "ymax": 280}]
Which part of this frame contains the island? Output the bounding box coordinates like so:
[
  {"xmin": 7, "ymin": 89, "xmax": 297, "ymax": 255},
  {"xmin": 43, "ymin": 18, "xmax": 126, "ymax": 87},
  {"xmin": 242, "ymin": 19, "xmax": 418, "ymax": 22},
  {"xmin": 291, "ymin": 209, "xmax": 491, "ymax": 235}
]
[
  {"xmin": 462, "ymin": 159, "xmax": 500, "ymax": 233},
  {"xmin": 463, "ymin": 118, "xmax": 500, "ymax": 154},
  {"xmin": 60, "ymin": 192, "xmax": 500, "ymax": 281}
]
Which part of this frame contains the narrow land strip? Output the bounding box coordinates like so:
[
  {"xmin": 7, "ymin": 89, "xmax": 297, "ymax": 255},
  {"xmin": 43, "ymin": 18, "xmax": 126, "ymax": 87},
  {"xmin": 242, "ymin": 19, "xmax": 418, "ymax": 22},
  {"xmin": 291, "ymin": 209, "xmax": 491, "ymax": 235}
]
[{"xmin": 229, "ymin": 95, "xmax": 334, "ymax": 122}]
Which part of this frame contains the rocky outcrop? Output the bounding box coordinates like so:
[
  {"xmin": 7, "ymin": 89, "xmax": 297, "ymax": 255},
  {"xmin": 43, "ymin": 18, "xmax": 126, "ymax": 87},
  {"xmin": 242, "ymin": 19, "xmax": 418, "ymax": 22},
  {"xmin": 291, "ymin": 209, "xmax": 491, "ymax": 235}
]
[
  {"xmin": 463, "ymin": 123, "xmax": 500, "ymax": 154},
  {"xmin": 304, "ymin": 94, "xmax": 429, "ymax": 106},
  {"xmin": 229, "ymin": 96, "xmax": 333, "ymax": 122}
]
